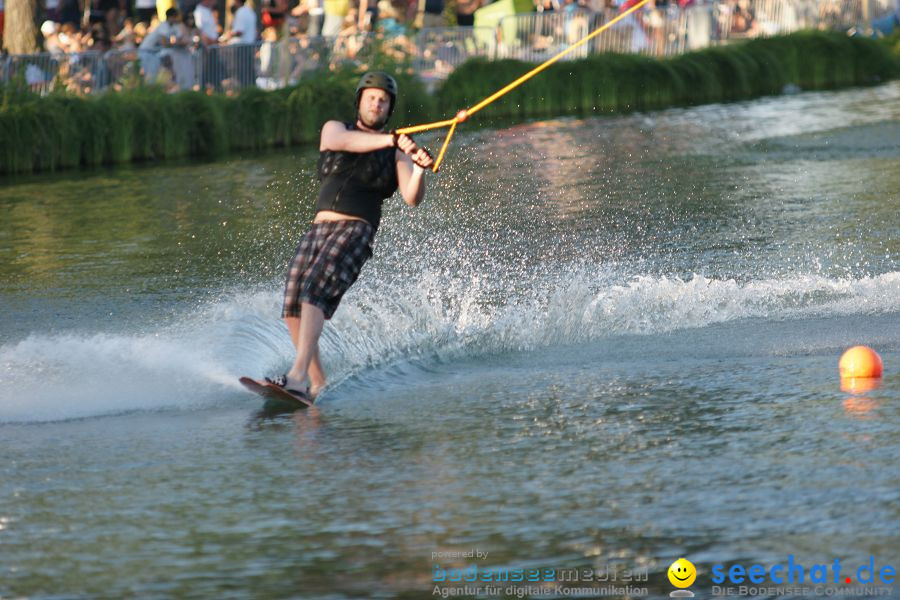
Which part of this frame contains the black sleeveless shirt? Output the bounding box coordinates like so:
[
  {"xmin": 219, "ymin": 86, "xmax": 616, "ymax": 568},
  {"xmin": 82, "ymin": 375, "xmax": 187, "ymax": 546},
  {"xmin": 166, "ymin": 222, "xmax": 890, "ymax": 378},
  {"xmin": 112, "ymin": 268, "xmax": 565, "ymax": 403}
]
[{"xmin": 315, "ymin": 122, "xmax": 399, "ymax": 232}]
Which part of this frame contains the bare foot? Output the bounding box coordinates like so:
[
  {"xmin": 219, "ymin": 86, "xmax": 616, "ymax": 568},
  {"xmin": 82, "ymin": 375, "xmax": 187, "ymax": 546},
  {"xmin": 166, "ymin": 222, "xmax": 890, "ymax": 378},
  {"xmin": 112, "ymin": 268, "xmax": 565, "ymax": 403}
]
[{"xmin": 309, "ymin": 383, "xmax": 325, "ymax": 402}]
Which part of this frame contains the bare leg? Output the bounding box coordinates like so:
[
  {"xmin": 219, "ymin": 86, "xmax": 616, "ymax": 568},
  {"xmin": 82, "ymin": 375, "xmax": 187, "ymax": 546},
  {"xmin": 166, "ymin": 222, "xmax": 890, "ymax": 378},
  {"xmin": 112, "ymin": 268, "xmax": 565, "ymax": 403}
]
[
  {"xmin": 307, "ymin": 346, "xmax": 326, "ymax": 400},
  {"xmin": 283, "ymin": 303, "xmax": 327, "ymax": 395},
  {"xmin": 284, "ymin": 316, "xmax": 327, "ymax": 396}
]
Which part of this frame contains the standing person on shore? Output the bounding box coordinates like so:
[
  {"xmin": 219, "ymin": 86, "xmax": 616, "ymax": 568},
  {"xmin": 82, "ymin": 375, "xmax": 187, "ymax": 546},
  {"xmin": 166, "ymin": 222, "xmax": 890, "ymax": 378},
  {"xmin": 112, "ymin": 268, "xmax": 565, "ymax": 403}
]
[
  {"xmin": 139, "ymin": 9, "xmax": 193, "ymax": 88},
  {"xmin": 194, "ymin": 0, "xmax": 222, "ymax": 90},
  {"xmin": 222, "ymin": 0, "xmax": 257, "ymax": 87},
  {"xmin": 224, "ymin": 0, "xmax": 257, "ymax": 43},
  {"xmin": 455, "ymin": 0, "xmax": 481, "ymax": 26},
  {"xmin": 265, "ymin": 72, "xmax": 434, "ymax": 402},
  {"xmin": 414, "ymin": 0, "xmax": 443, "ymax": 28},
  {"xmin": 322, "ymin": 0, "xmax": 350, "ymax": 36},
  {"xmin": 135, "ymin": 0, "xmax": 156, "ymax": 26}
]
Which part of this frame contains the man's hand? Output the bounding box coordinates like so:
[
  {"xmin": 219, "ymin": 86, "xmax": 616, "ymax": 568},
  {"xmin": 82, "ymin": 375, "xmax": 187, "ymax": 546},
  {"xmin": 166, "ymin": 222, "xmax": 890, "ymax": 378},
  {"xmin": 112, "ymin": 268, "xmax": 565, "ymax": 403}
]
[
  {"xmin": 409, "ymin": 147, "xmax": 434, "ymax": 169},
  {"xmin": 394, "ymin": 133, "xmax": 434, "ymax": 169}
]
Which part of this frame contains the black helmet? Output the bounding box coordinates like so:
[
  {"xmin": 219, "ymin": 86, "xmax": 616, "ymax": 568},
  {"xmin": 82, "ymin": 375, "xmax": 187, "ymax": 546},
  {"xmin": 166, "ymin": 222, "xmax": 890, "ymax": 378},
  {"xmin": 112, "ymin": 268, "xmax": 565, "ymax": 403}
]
[{"xmin": 355, "ymin": 71, "xmax": 398, "ymax": 117}]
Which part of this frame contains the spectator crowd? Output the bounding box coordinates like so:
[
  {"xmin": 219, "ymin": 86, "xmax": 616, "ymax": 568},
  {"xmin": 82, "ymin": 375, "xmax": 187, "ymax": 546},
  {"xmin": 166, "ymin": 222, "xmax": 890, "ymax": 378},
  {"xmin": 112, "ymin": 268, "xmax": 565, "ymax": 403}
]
[
  {"xmin": 2, "ymin": 0, "xmax": 892, "ymax": 93},
  {"xmin": 7, "ymin": 0, "xmax": 665, "ymax": 59}
]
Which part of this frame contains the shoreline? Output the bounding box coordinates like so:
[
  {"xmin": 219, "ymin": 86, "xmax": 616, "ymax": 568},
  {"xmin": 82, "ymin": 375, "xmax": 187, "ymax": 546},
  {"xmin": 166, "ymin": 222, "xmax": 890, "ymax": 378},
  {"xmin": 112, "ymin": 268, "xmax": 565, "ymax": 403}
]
[{"xmin": 1, "ymin": 30, "xmax": 898, "ymax": 177}]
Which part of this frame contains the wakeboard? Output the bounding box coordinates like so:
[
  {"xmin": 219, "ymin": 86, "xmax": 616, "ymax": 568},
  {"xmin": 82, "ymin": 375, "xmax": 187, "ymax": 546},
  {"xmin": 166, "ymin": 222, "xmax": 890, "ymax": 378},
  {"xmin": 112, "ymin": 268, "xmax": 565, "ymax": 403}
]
[{"xmin": 239, "ymin": 377, "xmax": 313, "ymax": 411}]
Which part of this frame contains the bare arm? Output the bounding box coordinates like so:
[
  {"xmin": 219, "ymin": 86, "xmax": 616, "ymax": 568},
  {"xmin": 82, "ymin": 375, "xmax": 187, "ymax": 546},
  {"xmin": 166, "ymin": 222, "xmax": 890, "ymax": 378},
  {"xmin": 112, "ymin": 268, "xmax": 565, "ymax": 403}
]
[
  {"xmin": 320, "ymin": 120, "xmax": 394, "ymax": 152},
  {"xmin": 396, "ymin": 153, "xmax": 427, "ymax": 207},
  {"xmin": 394, "ymin": 135, "xmax": 433, "ymax": 207},
  {"xmin": 358, "ymin": 0, "xmax": 369, "ymax": 28}
]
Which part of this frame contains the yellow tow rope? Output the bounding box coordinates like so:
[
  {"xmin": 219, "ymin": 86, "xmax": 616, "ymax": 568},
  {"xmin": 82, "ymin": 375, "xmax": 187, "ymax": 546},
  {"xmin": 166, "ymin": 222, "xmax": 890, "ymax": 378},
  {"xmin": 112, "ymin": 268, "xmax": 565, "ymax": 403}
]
[{"xmin": 397, "ymin": 0, "xmax": 652, "ymax": 171}]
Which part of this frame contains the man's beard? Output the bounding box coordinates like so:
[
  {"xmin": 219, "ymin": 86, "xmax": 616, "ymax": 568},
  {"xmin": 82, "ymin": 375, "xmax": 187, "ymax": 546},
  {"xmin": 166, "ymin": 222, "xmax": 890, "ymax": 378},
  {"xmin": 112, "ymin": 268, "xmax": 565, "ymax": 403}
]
[{"xmin": 358, "ymin": 109, "xmax": 388, "ymax": 131}]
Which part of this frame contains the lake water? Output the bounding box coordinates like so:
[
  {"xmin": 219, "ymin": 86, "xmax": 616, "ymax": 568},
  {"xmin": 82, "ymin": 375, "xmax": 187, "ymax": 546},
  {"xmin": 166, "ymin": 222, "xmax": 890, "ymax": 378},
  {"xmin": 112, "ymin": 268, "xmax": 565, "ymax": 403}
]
[{"xmin": 1, "ymin": 81, "xmax": 898, "ymax": 599}]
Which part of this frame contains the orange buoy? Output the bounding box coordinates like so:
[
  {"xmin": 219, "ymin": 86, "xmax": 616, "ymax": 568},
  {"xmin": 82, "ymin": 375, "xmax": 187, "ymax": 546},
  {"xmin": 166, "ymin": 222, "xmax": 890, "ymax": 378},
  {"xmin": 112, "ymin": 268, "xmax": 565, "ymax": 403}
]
[
  {"xmin": 842, "ymin": 396, "xmax": 881, "ymax": 417},
  {"xmin": 839, "ymin": 346, "xmax": 883, "ymax": 379},
  {"xmin": 840, "ymin": 377, "xmax": 881, "ymax": 394}
]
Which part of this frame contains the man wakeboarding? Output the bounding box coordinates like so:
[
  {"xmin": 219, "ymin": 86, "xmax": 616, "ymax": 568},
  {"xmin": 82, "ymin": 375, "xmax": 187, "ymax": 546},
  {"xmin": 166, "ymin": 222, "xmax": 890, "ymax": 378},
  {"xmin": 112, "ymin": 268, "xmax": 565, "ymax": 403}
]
[{"xmin": 260, "ymin": 72, "xmax": 434, "ymax": 403}]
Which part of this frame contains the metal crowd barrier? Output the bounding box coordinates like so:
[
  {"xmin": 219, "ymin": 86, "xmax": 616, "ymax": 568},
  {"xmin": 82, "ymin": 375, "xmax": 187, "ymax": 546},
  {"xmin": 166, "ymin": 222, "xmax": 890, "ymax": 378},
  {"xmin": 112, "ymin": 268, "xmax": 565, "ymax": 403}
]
[
  {"xmin": 871, "ymin": 0, "xmax": 896, "ymax": 19},
  {"xmin": 493, "ymin": 6, "xmax": 720, "ymax": 60},
  {"xmin": 195, "ymin": 42, "xmax": 260, "ymax": 92},
  {"xmin": 255, "ymin": 33, "xmax": 377, "ymax": 89},
  {"xmin": 29, "ymin": 34, "xmax": 377, "ymax": 94},
  {"xmin": 0, "ymin": 55, "xmax": 11, "ymax": 85},
  {"xmin": 734, "ymin": 0, "xmax": 821, "ymax": 36},
  {"xmin": 414, "ymin": 26, "xmax": 497, "ymax": 78},
  {"xmin": 4, "ymin": 51, "xmax": 108, "ymax": 95},
  {"xmin": 1, "ymin": 1, "xmax": 893, "ymax": 95},
  {"xmin": 258, "ymin": 36, "xmax": 327, "ymax": 89},
  {"xmin": 495, "ymin": 11, "xmax": 603, "ymax": 60},
  {"xmin": 641, "ymin": 5, "xmax": 689, "ymax": 56}
]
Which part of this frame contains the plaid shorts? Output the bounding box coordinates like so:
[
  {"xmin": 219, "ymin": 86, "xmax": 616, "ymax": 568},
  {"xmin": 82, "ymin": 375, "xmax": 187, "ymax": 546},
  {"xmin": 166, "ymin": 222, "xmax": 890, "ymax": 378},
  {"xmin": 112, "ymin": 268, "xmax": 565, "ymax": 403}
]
[{"xmin": 281, "ymin": 220, "xmax": 375, "ymax": 320}]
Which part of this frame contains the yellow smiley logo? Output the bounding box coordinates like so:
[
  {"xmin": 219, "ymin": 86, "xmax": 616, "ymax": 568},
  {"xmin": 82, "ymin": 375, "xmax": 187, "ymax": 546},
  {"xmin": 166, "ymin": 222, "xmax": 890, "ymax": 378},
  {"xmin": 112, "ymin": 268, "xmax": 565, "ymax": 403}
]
[{"xmin": 668, "ymin": 558, "xmax": 697, "ymax": 588}]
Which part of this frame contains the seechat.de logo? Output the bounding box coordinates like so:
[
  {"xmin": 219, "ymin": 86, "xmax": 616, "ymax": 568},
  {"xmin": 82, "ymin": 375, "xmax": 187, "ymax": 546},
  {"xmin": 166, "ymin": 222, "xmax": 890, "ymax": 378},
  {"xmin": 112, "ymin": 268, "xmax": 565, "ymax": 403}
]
[{"xmin": 711, "ymin": 556, "xmax": 895, "ymax": 586}]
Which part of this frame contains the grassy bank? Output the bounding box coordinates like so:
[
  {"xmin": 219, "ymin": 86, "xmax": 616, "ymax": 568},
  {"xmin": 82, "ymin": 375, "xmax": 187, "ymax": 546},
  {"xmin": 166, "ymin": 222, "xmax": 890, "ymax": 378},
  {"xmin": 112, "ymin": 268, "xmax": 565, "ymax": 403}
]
[
  {"xmin": 0, "ymin": 68, "xmax": 434, "ymax": 175},
  {"xmin": 1, "ymin": 30, "xmax": 897, "ymax": 175},
  {"xmin": 437, "ymin": 30, "xmax": 899, "ymax": 118}
]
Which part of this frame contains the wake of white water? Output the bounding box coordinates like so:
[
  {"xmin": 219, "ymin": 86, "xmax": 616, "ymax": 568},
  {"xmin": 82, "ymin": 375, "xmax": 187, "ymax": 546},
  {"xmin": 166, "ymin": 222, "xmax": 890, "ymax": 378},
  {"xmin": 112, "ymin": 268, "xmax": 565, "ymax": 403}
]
[
  {"xmin": 1, "ymin": 269, "xmax": 897, "ymax": 423},
  {"xmin": 0, "ymin": 289, "xmax": 292, "ymax": 424}
]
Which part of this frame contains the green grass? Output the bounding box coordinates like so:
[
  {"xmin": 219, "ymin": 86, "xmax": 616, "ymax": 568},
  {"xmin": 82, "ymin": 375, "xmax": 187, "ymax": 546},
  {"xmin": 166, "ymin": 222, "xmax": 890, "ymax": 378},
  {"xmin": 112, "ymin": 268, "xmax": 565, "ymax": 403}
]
[
  {"xmin": 438, "ymin": 30, "xmax": 899, "ymax": 118},
  {"xmin": 1, "ymin": 30, "xmax": 897, "ymax": 175}
]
